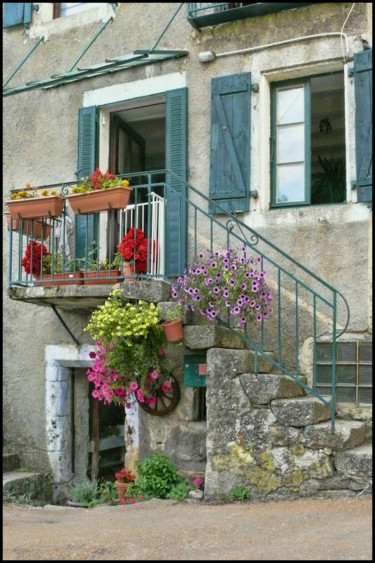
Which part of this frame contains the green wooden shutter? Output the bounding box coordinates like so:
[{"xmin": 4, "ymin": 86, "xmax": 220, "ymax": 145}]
[
  {"xmin": 354, "ymin": 49, "xmax": 372, "ymax": 203},
  {"xmin": 209, "ymin": 73, "xmax": 251, "ymax": 213},
  {"xmin": 3, "ymin": 3, "xmax": 32, "ymax": 27},
  {"xmin": 75, "ymin": 106, "xmax": 99, "ymax": 259},
  {"xmin": 165, "ymin": 88, "xmax": 188, "ymax": 277}
]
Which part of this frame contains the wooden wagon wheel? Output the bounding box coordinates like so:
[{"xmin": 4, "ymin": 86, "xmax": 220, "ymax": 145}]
[{"xmin": 137, "ymin": 374, "xmax": 180, "ymax": 416}]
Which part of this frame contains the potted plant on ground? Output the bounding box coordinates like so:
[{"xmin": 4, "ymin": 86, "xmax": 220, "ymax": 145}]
[
  {"xmin": 171, "ymin": 248, "xmax": 274, "ymax": 327},
  {"xmin": 85, "ymin": 289, "xmax": 177, "ymax": 414},
  {"xmin": 114, "ymin": 467, "xmax": 136, "ymax": 501},
  {"xmin": 6, "ymin": 184, "xmax": 64, "ymax": 220},
  {"xmin": 65, "ymin": 167, "xmax": 132, "ymax": 214}
]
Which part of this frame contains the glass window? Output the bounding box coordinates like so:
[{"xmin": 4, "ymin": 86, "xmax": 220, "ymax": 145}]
[{"xmin": 271, "ymin": 73, "xmax": 346, "ymax": 207}]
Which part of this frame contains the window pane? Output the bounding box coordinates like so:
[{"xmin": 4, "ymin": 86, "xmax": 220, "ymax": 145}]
[
  {"xmin": 359, "ymin": 364, "xmax": 372, "ymax": 384},
  {"xmin": 336, "ymin": 387, "xmax": 356, "ymax": 403},
  {"xmin": 277, "ymin": 125, "xmax": 305, "ymax": 163},
  {"xmin": 359, "ymin": 388, "xmax": 372, "ymax": 404},
  {"xmin": 277, "ymin": 87, "xmax": 304, "ymax": 124},
  {"xmin": 276, "ymin": 164, "xmax": 305, "ymax": 202},
  {"xmin": 336, "ymin": 365, "xmax": 356, "ymax": 384},
  {"xmin": 316, "ymin": 365, "xmax": 332, "ymax": 384},
  {"xmin": 337, "ymin": 342, "xmax": 356, "ymax": 362}
]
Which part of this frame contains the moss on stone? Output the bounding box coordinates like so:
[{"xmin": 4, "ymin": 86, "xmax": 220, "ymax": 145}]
[
  {"xmin": 291, "ymin": 445, "xmax": 305, "ymax": 455},
  {"xmin": 245, "ymin": 466, "xmax": 281, "ymax": 493},
  {"xmin": 283, "ymin": 470, "xmax": 304, "ymax": 487}
]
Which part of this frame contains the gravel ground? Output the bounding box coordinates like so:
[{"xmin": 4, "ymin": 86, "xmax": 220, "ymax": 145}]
[{"xmin": 2, "ymin": 496, "xmax": 372, "ymax": 561}]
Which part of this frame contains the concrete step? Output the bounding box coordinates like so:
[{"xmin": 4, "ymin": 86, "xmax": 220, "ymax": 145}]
[
  {"xmin": 3, "ymin": 470, "xmax": 52, "ymax": 503},
  {"xmin": 301, "ymin": 420, "xmax": 367, "ymax": 450},
  {"xmin": 270, "ymin": 396, "xmax": 332, "ymax": 426}
]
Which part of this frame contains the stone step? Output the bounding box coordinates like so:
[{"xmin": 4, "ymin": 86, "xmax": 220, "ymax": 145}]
[
  {"xmin": 270, "ymin": 396, "xmax": 332, "ymax": 426},
  {"xmin": 207, "ymin": 347, "xmax": 276, "ymax": 375},
  {"xmin": 3, "ymin": 471, "xmax": 52, "ymax": 503},
  {"xmin": 239, "ymin": 373, "xmax": 306, "ymax": 403},
  {"xmin": 3, "ymin": 452, "xmax": 20, "ymax": 472},
  {"xmin": 301, "ymin": 420, "xmax": 367, "ymax": 450},
  {"xmin": 334, "ymin": 443, "xmax": 372, "ymax": 492}
]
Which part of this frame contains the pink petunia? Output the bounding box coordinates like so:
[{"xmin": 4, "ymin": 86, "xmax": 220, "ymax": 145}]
[
  {"xmin": 130, "ymin": 381, "xmax": 138, "ymax": 390},
  {"xmin": 151, "ymin": 370, "xmax": 159, "ymax": 379}
]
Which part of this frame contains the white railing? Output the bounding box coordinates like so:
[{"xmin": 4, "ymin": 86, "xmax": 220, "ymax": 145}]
[{"xmin": 120, "ymin": 192, "xmax": 165, "ymax": 276}]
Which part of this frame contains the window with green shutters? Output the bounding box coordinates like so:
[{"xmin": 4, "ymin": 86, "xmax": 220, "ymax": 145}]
[{"xmin": 209, "ymin": 73, "xmax": 251, "ymax": 214}]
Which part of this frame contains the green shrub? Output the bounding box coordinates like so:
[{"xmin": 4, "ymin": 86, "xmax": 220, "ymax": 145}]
[
  {"xmin": 70, "ymin": 479, "xmax": 101, "ymax": 507},
  {"xmin": 229, "ymin": 485, "xmax": 251, "ymax": 501},
  {"xmin": 99, "ymin": 480, "xmax": 118, "ymax": 505},
  {"xmin": 134, "ymin": 451, "xmax": 180, "ymax": 499}
]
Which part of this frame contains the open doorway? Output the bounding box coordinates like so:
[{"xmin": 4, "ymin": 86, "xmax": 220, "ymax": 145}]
[{"xmin": 72, "ymin": 369, "xmax": 125, "ymax": 482}]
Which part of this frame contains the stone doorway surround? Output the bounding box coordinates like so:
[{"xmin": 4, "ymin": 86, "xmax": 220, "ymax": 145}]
[{"xmin": 45, "ymin": 344, "xmax": 139, "ymax": 503}]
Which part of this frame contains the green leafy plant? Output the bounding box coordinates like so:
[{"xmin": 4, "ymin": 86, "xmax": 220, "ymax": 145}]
[
  {"xmin": 311, "ymin": 155, "xmax": 346, "ymax": 204},
  {"xmin": 99, "ymin": 481, "xmax": 118, "ymax": 505},
  {"xmin": 229, "ymin": 484, "xmax": 251, "ymax": 501},
  {"xmin": 133, "ymin": 451, "xmax": 180, "ymax": 499},
  {"xmin": 69, "ymin": 479, "xmax": 101, "ymax": 507}
]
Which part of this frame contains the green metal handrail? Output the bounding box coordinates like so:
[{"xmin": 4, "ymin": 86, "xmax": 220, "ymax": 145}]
[{"xmin": 6, "ymin": 170, "xmax": 350, "ymax": 428}]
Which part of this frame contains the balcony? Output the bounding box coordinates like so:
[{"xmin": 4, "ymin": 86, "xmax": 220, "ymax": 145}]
[
  {"xmin": 187, "ymin": 3, "xmax": 315, "ymax": 29},
  {"xmin": 6, "ymin": 172, "xmax": 171, "ymax": 311}
]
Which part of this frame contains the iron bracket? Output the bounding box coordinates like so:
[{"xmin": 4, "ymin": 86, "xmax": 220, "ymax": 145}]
[{"xmin": 50, "ymin": 304, "xmax": 80, "ymax": 346}]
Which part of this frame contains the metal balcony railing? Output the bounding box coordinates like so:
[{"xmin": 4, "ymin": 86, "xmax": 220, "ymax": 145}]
[{"xmin": 6, "ymin": 169, "xmax": 350, "ymax": 428}]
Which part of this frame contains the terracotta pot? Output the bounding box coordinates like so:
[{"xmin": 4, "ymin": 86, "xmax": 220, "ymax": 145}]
[
  {"xmin": 34, "ymin": 271, "xmax": 84, "ymax": 286},
  {"xmin": 83, "ymin": 269, "xmax": 124, "ymax": 285},
  {"xmin": 123, "ymin": 261, "xmax": 137, "ymax": 282},
  {"xmin": 6, "ymin": 195, "xmax": 64, "ymax": 220},
  {"xmin": 65, "ymin": 186, "xmax": 133, "ymax": 215},
  {"xmin": 162, "ymin": 319, "xmax": 184, "ymax": 342},
  {"xmin": 115, "ymin": 481, "xmax": 129, "ymax": 501},
  {"xmin": 4, "ymin": 213, "xmax": 51, "ymax": 240}
]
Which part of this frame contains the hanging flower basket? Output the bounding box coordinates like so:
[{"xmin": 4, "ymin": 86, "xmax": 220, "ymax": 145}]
[
  {"xmin": 65, "ymin": 185, "xmax": 133, "ymax": 215},
  {"xmin": 6, "ymin": 195, "xmax": 64, "ymax": 220}
]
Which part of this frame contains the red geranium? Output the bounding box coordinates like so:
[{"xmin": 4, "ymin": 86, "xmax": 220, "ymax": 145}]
[
  {"xmin": 115, "ymin": 467, "xmax": 136, "ymax": 483},
  {"xmin": 21, "ymin": 240, "xmax": 51, "ymax": 275},
  {"xmin": 117, "ymin": 227, "xmax": 158, "ymax": 275}
]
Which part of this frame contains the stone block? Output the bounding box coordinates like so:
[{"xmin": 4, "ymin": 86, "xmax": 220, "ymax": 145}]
[
  {"xmin": 301, "ymin": 420, "xmax": 367, "ymax": 450},
  {"xmin": 270, "ymin": 397, "xmax": 332, "ymax": 426},
  {"xmin": 240, "ymin": 373, "xmax": 305, "ymax": 404}
]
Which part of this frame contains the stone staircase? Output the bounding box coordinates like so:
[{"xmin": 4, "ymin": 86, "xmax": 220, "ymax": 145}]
[
  {"xmin": 203, "ymin": 346, "xmax": 372, "ymax": 501},
  {"xmin": 3, "ymin": 443, "xmax": 52, "ymax": 505}
]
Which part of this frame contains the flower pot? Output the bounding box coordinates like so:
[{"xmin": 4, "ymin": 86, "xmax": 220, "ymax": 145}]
[
  {"xmin": 34, "ymin": 271, "xmax": 84, "ymax": 286},
  {"xmin": 65, "ymin": 185, "xmax": 133, "ymax": 215},
  {"xmin": 4, "ymin": 213, "xmax": 51, "ymax": 240},
  {"xmin": 6, "ymin": 195, "xmax": 64, "ymax": 220},
  {"xmin": 83, "ymin": 269, "xmax": 124, "ymax": 285},
  {"xmin": 162, "ymin": 319, "xmax": 184, "ymax": 342},
  {"xmin": 115, "ymin": 481, "xmax": 129, "ymax": 501},
  {"xmin": 123, "ymin": 261, "xmax": 137, "ymax": 282}
]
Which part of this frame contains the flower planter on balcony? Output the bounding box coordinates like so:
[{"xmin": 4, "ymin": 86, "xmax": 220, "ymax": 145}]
[
  {"xmin": 6, "ymin": 196, "xmax": 64, "ymax": 220},
  {"xmin": 65, "ymin": 186, "xmax": 133, "ymax": 215},
  {"xmin": 34, "ymin": 271, "xmax": 84, "ymax": 286},
  {"xmin": 4, "ymin": 213, "xmax": 51, "ymax": 241},
  {"xmin": 83, "ymin": 269, "xmax": 124, "ymax": 285}
]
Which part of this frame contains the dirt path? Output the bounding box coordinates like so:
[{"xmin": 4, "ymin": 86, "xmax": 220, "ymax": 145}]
[{"xmin": 3, "ymin": 496, "xmax": 372, "ymax": 560}]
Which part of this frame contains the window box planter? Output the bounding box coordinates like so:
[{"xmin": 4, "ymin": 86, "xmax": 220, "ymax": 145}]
[
  {"xmin": 6, "ymin": 195, "xmax": 64, "ymax": 220},
  {"xmin": 34, "ymin": 271, "xmax": 84, "ymax": 286},
  {"xmin": 65, "ymin": 186, "xmax": 133, "ymax": 215},
  {"xmin": 83, "ymin": 269, "xmax": 124, "ymax": 285},
  {"xmin": 4, "ymin": 212, "xmax": 51, "ymax": 240}
]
